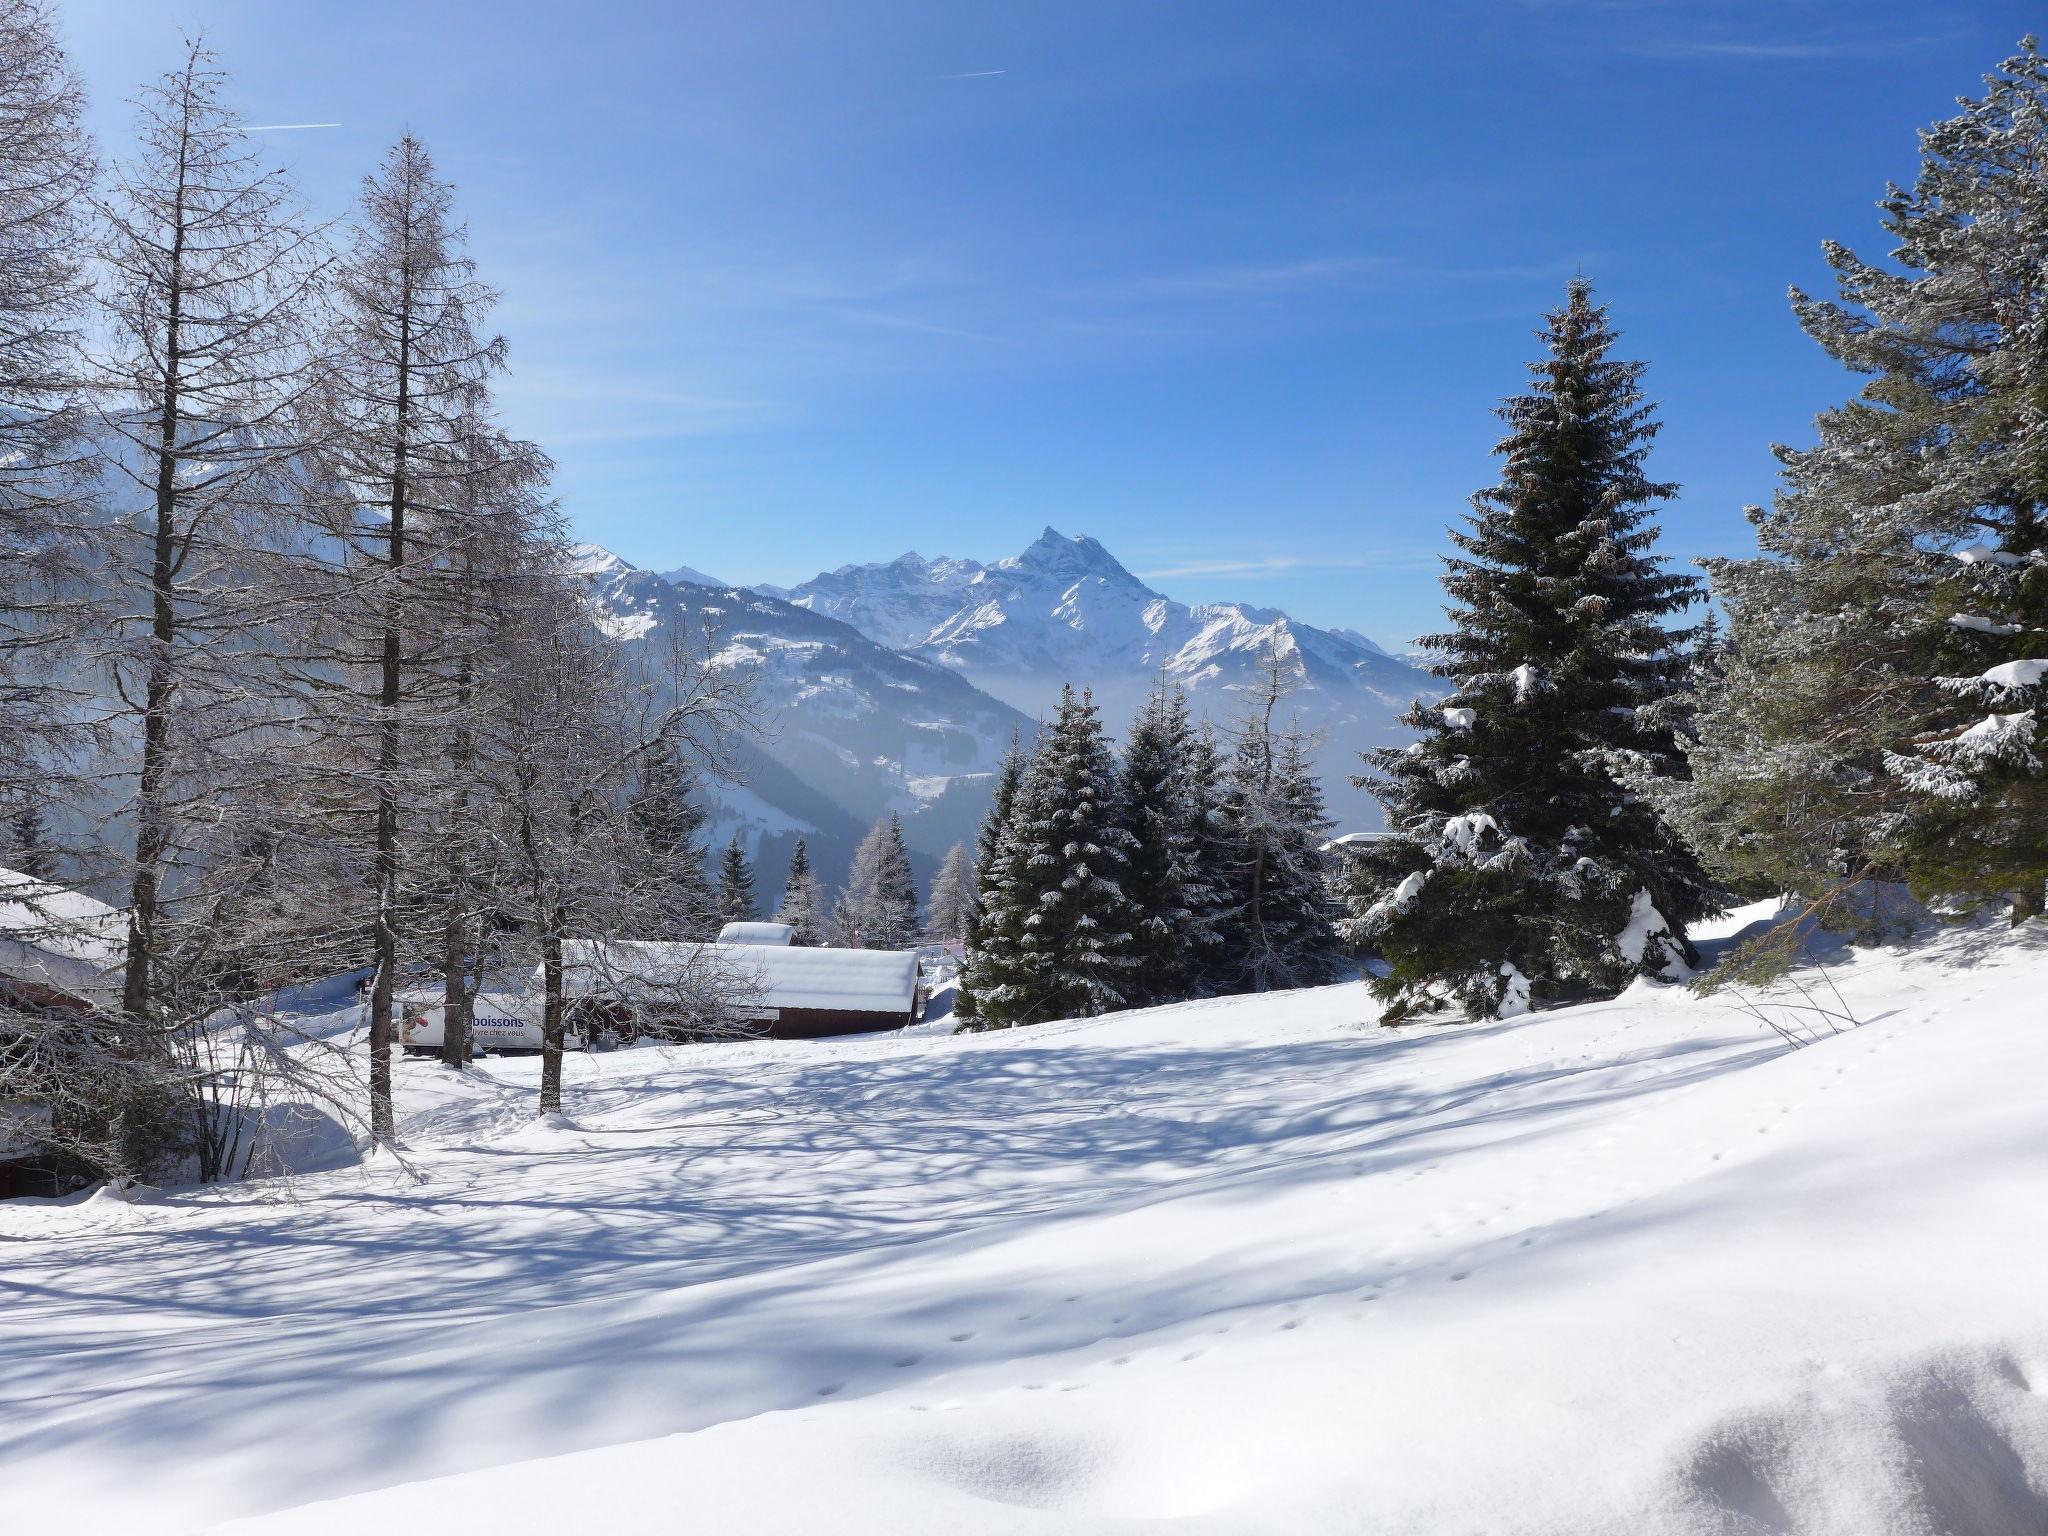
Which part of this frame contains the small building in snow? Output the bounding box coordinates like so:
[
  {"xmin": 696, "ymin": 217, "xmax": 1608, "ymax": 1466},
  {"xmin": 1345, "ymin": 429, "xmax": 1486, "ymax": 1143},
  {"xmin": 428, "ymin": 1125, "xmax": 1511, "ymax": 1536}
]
[
  {"xmin": 0, "ymin": 868, "xmax": 125, "ymax": 1197},
  {"xmin": 0, "ymin": 867, "xmax": 125, "ymax": 1017},
  {"xmin": 716, "ymin": 921, "xmax": 794, "ymax": 947},
  {"xmin": 563, "ymin": 939, "xmax": 919, "ymax": 1040}
]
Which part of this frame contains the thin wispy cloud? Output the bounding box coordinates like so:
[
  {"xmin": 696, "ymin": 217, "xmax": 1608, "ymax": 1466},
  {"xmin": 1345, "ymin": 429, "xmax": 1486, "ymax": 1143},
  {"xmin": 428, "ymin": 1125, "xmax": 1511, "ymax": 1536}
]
[
  {"xmin": 1106, "ymin": 254, "xmax": 1588, "ymax": 308},
  {"xmin": 1127, "ymin": 255, "xmax": 1393, "ymax": 299},
  {"xmin": 1619, "ymin": 33, "xmax": 1954, "ymax": 62},
  {"xmin": 1139, "ymin": 554, "xmax": 1411, "ymax": 581},
  {"xmin": 829, "ymin": 306, "xmax": 1002, "ymax": 344},
  {"xmin": 245, "ymin": 121, "xmax": 343, "ymax": 132}
]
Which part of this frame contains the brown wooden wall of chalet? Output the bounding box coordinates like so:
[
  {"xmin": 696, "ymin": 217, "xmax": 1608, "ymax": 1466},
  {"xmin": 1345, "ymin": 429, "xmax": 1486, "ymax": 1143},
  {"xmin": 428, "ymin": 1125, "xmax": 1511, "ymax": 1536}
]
[{"xmin": 763, "ymin": 1006, "xmax": 914, "ymax": 1040}]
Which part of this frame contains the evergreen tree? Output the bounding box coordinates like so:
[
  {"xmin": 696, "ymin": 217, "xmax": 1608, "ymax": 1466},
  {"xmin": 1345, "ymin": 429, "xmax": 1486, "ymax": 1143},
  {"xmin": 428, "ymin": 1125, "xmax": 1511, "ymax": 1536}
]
[
  {"xmin": 974, "ymin": 687, "xmax": 1137, "ymax": 1025},
  {"xmin": 5, "ymin": 797, "xmax": 52, "ymax": 880},
  {"xmin": 1116, "ymin": 682, "xmax": 1217, "ymax": 1005},
  {"xmin": 774, "ymin": 837, "xmax": 827, "ymax": 945},
  {"xmin": 957, "ymin": 730, "xmax": 1028, "ymax": 1020},
  {"xmin": 1677, "ymin": 40, "xmax": 2048, "ymax": 927},
  {"xmin": 627, "ymin": 744, "xmax": 715, "ymax": 937},
  {"xmin": 925, "ymin": 841, "xmax": 977, "ymax": 945},
  {"xmin": 832, "ymin": 814, "xmax": 920, "ymax": 949},
  {"xmin": 1214, "ymin": 664, "xmax": 1345, "ymax": 994},
  {"xmin": 1344, "ymin": 279, "xmax": 1715, "ymax": 1020},
  {"xmin": 1182, "ymin": 719, "xmax": 1236, "ymax": 996},
  {"xmin": 716, "ymin": 834, "xmax": 757, "ymax": 924}
]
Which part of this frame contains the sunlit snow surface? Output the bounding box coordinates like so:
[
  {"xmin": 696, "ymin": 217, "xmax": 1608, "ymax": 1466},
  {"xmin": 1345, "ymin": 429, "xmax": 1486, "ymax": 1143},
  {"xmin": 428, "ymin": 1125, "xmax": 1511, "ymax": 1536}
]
[{"xmin": 5, "ymin": 903, "xmax": 2047, "ymax": 1534}]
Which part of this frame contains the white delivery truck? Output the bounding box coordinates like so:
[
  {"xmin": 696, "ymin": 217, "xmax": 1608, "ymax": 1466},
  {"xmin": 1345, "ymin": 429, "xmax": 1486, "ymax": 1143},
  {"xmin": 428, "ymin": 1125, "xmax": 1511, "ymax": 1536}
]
[{"xmin": 397, "ymin": 984, "xmax": 585, "ymax": 1056}]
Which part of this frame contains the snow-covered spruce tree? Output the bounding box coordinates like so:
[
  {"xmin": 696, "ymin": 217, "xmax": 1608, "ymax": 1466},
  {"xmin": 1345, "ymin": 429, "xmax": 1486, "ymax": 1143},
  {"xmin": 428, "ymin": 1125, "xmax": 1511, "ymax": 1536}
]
[
  {"xmin": 716, "ymin": 834, "xmax": 757, "ymax": 924},
  {"xmin": 773, "ymin": 837, "xmax": 826, "ymax": 945},
  {"xmin": 1677, "ymin": 41, "xmax": 2048, "ymax": 928},
  {"xmin": 956, "ymin": 729, "xmax": 1027, "ymax": 1022},
  {"xmin": 4, "ymin": 798, "xmax": 53, "ymax": 880},
  {"xmin": 924, "ymin": 841, "xmax": 976, "ymax": 945},
  {"xmin": 0, "ymin": 0, "xmax": 96, "ymax": 844},
  {"xmin": 1215, "ymin": 661, "xmax": 1345, "ymax": 994},
  {"xmin": 974, "ymin": 686, "xmax": 1138, "ymax": 1026},
  {"xmin": 832, "ymin": 814, "xmax": 920, "ymax": 949},
  {"xmin": 1345, "ymin": 279, "xmax": 1715, "ymax": 1021},
  {"xmin": 1182, "ymin": 719, "xmax": 1238, "ymax": 996},
  {"xmin": 626, "ymin": 743, "xmax": 716, "ymax": 938},
  {"xmin": 1115, "ymin": 681, "xmax": 1225, "ymax": 1005}
]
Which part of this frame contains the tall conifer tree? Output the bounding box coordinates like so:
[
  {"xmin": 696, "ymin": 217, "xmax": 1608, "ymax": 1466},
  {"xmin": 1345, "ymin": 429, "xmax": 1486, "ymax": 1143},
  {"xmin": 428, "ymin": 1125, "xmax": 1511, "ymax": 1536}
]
[
  {"xmin": 1678, "ymin": 40, "xmax": 2048, "ymax": 926},
  {"xmin": 958, "ymin": 730, "xmax": 1027, "ymax": 1020},
  {"xmin": 925, "ymin": 841, "xmax": 977, "ymax": 945},
  {"xmin": 627, "ymin": 744, "xmax": 714, "ymax": 937},
  {"xmin": 774, "ymin": 837, "xmax": 826, "ymax": 945},
  {"xmin": 975, "ymin": 687, "xmax": 1137, "ymax": 1025},
  {"xmin": 1214, "ymin": 662, "xmax": 1344, "ymax": 994},
  {"xmin": 716, "ymin": 834, "xmax": 757, "ymax": 924},
  {"xmin": 832, "ymin": 814, "xmax": 919, "ymax": 949},
  {"xmin": 1345, "ymin": 280, "xmax": 1713, "ymax": 1019},
  {"xmin": 1117, "ymin": 682, "xmax": 1213, "ymax": 1005}
]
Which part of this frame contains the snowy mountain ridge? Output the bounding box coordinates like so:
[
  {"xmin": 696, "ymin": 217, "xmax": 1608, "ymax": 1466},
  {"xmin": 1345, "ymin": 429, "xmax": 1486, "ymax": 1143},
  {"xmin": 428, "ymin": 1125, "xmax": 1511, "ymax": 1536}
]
[
  {"xmin": 766, "ymin": 527, "xmax": 1439, "ymax": 826},
  {"xmin": 568, "ymin": 549, "xmax": 1032, "ymax": 896}
]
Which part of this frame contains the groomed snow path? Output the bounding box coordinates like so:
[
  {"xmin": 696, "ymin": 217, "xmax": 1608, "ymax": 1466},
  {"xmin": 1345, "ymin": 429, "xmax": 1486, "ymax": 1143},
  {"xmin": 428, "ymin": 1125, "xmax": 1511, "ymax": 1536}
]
[{"xmin": 5, "ymin": 910, "xmax": 2048, "ymax": 1534}]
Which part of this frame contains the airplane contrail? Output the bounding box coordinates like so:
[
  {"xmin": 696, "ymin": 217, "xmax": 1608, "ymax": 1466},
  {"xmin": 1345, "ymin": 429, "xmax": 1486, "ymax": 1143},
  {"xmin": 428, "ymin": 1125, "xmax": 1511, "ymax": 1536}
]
[
  {"xmin": 942, "ymin": 70, "xmax": 1005, "ymax": 79},
  {"xmin": 246, "ymin": 122, "xmax": 342, "ymax": 132}
]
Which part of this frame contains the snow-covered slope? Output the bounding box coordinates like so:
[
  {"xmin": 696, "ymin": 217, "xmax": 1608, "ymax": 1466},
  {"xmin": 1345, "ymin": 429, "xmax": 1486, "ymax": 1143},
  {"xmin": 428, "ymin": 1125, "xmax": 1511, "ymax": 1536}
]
[
  {"xmin": 772, "ymin": 528, "xmax": 1439, "ymax": 827},
  {"xmin": 7, "ymin": 908, "xmax": 2047, "ymax": 1534},
  {"xmin": 570, "ymin": 545, "xmax": 1031, "ymax": 893},
  {"xmin": 777, "ymin": 548, "xmax": 988, "ymax": 650}
]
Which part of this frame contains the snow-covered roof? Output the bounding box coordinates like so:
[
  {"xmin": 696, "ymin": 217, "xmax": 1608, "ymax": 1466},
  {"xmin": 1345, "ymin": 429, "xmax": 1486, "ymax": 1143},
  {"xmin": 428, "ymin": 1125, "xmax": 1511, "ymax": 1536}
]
[
  {"xmin": 1320, "ymin": 831, "xmax": 1391, "ymax": 854},
  {"xmin": 563, "ymin": 940, "xmax": 917, "ymax": 1015},
  {"xmin": 0, "ymin": 867, "xmax": 126, "ymax": 1009},
  {"xmin": 717, "ymin": 921, "xmax": 794, "ymax": 946}
]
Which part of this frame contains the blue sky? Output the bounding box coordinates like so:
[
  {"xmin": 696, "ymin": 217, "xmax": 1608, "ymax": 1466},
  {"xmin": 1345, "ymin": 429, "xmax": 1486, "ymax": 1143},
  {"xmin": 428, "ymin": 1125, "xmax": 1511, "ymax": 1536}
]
[{"xmin": 59, "ymin": 1, "xmax": 2039, "ymax": 645}]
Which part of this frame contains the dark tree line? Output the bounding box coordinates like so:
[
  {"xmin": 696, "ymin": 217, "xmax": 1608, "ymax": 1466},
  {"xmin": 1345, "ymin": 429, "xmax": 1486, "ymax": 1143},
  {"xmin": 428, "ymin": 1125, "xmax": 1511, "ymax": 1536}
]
[{"xmin": 958, "ymin": 666, "xmax": 1342, "ymax": 1029}]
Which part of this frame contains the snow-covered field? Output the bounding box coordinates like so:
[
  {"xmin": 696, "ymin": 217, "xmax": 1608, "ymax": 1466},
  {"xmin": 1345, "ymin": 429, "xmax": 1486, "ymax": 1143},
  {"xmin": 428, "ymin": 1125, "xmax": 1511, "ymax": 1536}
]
[{"xmin": 6, "ymin": 906, "xmax": 2047, "ymax": 1534}]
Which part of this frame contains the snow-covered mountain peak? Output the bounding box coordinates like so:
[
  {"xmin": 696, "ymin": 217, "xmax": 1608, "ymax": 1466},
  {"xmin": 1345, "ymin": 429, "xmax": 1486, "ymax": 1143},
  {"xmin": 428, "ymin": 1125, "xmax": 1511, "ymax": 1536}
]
[
  {"xmin": 659, "ymin": 563, "xmax": 728, "ymax": 589},
  {"xmin": 986, "ymin": 526, "xmax": 1146, "ymax": 592},
  {"xmin": 566, "ymin": 542, "xmax": 632, "ymax": 579}
]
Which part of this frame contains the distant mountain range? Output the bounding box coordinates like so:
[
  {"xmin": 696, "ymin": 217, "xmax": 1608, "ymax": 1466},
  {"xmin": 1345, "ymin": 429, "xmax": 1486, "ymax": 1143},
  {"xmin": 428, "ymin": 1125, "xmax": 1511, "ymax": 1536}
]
[
  {"xmin": 766, "ymin": 528, "xmax": 1437, "ymax": 828},
  {"xmin": 571, "ymin": 548, "xmax": 1031, "ymax": 900},
  {"xmin": 575, "ymin": 529, "xmax": 1438, "ymax": 894}
]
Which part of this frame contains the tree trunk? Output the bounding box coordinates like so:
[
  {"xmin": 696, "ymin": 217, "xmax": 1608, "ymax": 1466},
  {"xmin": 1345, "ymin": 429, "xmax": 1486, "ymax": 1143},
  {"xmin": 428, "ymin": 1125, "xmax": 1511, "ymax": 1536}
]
[
  {"xmin": 439, "ymin": 893, "xmax": 471, "ymax": 1068},
  {"xmin": 121, "ymin": 173, "xmax": 187, "ymax": 1033},
  {"xmin": 439, "ymin": 653, "xmax": 475, "ymax": 1067},
  {"xmin": 367, "ymin": 276, "xmax": 415, "ymax": 1147},
  {"xmin": 539, "ymin": 925, "xmax": 564, "ymax": 1115}
]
